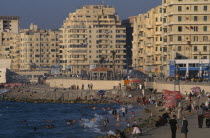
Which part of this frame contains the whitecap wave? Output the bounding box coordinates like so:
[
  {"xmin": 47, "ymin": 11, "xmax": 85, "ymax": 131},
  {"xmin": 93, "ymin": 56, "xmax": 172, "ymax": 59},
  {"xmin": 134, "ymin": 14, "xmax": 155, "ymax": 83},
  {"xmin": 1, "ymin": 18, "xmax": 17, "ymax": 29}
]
[
  {"xmin": 82, "ymin": 113, "xmax": 105, "ymax": 134},
  {"xmin": 106, "ymin": 130, "xmax": 115, "ymax": 135}
]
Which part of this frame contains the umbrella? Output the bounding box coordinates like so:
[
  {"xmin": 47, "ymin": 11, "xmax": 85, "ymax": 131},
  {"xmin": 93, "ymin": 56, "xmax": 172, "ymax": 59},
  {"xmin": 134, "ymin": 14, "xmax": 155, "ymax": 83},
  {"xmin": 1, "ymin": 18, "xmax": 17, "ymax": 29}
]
[
  {"xmin": 98, "ymin": 90, "xmax": 106, "ymax": 95},
  {"xmin": 165, "ymin": 100, "xmax": 176, "ymax": 108},
  {"xmin": 175, "ymin": 94, "xmax": 183, "ymax": 99},
  {"xmin": 165, "ymin": 95, "xmax": 175, "ymax": 100}
]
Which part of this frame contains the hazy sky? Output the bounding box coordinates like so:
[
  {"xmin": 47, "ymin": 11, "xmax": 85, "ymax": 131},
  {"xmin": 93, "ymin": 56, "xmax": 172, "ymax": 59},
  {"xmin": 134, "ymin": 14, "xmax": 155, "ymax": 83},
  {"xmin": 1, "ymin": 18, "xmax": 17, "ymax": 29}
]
[{"xmin": 0, "ymin": 0, "xmax": 161, "ymax": 29}]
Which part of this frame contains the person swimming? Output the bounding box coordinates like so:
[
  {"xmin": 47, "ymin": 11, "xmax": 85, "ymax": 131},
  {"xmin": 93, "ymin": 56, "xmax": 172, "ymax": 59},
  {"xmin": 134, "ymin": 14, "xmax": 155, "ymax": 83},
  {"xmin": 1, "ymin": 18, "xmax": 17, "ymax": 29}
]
[
  {"xmin": 67, "ymin": 120, "xmax": 72, "ymax": 125},
  {"xmin": 91, "ymin": 118, "xmax": 95, "ymax": 122},
  {"xmin": 102, "ymin": 107, "xmax": 106, "ymax": 111},
  {"xmin": 45, "ymin": 124, "xmax": 55, "ymax": 129},
  {"xmin": 92, "ymin": 106, "xmax": 97, "ymax": 110}
]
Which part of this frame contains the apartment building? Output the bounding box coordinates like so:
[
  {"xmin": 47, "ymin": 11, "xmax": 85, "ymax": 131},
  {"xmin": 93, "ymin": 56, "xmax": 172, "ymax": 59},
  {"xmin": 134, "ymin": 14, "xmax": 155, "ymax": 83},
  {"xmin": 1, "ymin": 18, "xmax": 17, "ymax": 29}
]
[
  {"xmin": 59, "ymin": 5, "xmax": 126, "ymax": 75},
  {"xmin": 0, "ymin": 32, "xmax": 20, "ymax": 71},
  {"xmin": 132, "ymin": 5, "xmax": 163, "ymax": 75},
  {"xmin": 132, "ymin": 0, "xmax": 210, "ymax": 78},
  {"xmin": 19, "ymin": 24, "xmax": 59, "ymax": 71},
  {"xmin": 0, "ymin": 16, "xmax": 19, "ymax": 33}
]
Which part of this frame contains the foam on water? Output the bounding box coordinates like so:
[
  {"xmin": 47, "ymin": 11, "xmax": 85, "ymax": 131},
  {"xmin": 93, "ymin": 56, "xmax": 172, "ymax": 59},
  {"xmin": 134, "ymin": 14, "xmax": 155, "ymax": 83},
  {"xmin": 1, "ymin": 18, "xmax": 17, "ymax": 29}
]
[
  {"xmin": 106, "ymin": 130, "xmax": 116, "ymax": 136},
  {"xmin": 82, "ymin": 113, "xmax": 105, "ymax": 134}
]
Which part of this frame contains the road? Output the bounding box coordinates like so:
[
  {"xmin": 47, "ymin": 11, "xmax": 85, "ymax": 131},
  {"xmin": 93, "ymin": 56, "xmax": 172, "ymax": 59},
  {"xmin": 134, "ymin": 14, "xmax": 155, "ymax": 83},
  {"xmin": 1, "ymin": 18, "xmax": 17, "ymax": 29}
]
[{"xmin": 141, "ymin": 115, "xmax": 210, "ymax": 138}]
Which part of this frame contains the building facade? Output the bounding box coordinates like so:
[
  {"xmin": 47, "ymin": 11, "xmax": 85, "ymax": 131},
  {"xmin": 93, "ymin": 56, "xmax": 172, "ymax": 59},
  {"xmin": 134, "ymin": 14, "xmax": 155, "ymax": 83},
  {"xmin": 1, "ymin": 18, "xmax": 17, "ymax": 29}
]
[
  {"xmin": 59, "ymin": 5, "xmax": 126, "ymax": 75},
  {"xmin": 19, "ymin": 24, "xmax": 60, "ymax": 71},
  {"xmin": 0, "ymin": 16, "xmax": 19, "ymax": 33},
  {"xmin": 132, "ymin": 0, "xmax": 210, "ymax": 78},
  {"xmin": 0, "ymin": 32, "xmax": 20, "ymax": 71}
]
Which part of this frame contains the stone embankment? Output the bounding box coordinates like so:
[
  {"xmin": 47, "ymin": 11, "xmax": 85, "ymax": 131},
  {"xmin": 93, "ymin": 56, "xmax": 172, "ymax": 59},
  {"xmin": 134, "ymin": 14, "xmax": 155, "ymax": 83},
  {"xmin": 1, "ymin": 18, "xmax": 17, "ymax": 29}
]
[{"xmin": 0, "ymin": 85, "xmax": 148, "ymax": 104}]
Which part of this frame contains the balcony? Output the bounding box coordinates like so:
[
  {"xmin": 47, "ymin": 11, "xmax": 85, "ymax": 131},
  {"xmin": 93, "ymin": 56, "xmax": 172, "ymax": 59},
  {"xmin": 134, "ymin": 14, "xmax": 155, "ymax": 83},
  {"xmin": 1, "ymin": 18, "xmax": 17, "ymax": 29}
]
[
  {"xmin": 146, "ymin": 43, "xmax": 153, "ymax": 47},
  {"xmin": 146, "ymin": 25, "xmax": 153, "ymax": 29},
  {"xmin": 147, "ymin": 52, "xmax": 153, "ymax": 56},
  {"xmin": 155, "ymin": 51, "xmax": 161, "ymax": 55},
  {"xmin": 155, "ymin": 31, "xmax": 161, "ymax": 35}
]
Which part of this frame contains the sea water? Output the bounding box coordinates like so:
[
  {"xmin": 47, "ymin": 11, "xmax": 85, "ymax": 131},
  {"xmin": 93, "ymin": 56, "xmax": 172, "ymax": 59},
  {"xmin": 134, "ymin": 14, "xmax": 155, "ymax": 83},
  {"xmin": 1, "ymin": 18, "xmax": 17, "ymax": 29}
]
[{"xmin": 0, "ymin": 101, "xmax": 142, "ymax": 138}]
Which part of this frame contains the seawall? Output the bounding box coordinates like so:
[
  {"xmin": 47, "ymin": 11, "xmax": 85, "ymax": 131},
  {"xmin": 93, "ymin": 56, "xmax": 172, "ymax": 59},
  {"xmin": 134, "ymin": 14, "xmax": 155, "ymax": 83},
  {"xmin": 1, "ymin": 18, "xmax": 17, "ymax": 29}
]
[{"xmin": 46, "ymin": 79, "xmax": 124, "ymax": 90}]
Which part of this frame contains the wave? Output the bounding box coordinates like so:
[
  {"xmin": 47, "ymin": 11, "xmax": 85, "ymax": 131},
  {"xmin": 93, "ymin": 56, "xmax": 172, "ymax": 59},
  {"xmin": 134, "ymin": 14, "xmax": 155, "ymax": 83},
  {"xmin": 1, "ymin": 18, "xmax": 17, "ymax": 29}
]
[
  {"xmin": 82, "ymin": 113, "xmax": 105, "ymax": 134},
  {"xmin": 106, "ymin": 130, "xmax": 115, "ymax": 136},
  {"xmin": 0, "ymin": 89, "xmax": 9, "ymax": 94}
]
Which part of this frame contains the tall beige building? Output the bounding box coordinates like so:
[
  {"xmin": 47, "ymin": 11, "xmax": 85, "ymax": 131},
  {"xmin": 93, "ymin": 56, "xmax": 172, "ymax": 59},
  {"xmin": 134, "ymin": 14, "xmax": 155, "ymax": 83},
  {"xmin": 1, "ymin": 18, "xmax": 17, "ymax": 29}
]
[
  {"xmin": 0, "ymin": 32, "xmax": 20, "ymax": 71},
  {"xmin": 132, "ymin": 0, "xmax": 210, "ymax": 77},
  {"xmin": 0, "ymin": 16, "xmax": 19, "ymax": 33},
  {"xmin": 19, "ymin": 24, "xmax": 60, "ymax": 71},
  {"xmin": 59, "ymin": 5, "xmax": 126, "ymax": 75}
]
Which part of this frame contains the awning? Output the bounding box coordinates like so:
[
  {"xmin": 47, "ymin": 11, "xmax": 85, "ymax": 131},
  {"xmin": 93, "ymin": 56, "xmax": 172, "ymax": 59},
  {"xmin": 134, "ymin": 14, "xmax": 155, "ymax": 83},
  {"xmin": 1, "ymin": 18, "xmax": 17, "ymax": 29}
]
[{"xmin": 130, "ymin": 79, "xmax": 142, "ymax": 83}]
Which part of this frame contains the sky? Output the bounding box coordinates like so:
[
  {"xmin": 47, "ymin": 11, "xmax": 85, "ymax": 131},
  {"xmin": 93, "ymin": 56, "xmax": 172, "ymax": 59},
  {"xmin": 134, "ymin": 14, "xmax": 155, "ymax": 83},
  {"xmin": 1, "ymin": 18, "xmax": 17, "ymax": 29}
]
[{"xmin": 0, "ymin": 0, "xmax": 161, "ymax": 29}]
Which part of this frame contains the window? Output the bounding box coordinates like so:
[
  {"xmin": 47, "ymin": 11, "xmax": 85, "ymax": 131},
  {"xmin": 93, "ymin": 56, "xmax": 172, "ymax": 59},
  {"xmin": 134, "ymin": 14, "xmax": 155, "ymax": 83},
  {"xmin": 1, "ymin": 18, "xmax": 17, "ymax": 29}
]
[
  {"xmin": 204, "ymin": 16, "xmax": 208, "ymax": 21},
  {"xmin": 194, "ymin": 46, "xmax": 198, "ymax": 51},
  {"xmin": 178, "ymin": 26, "xmax": 182, "ymax": 32},
  {"xmin": 204, "ymin": 6, "xmax": 208, "ymax": 11},
  {"xmin": 194, "ymin": 16, "xmax": 198, "ymax": 21},
  {"xmin": 203, "ymin": 46, "xmax": 207, "ymax": 51},
  {"xmin": 194, "ymin": 36, "xmax": 198, "ymax": 41},
  {"xmin": 194, "ymin": 26, "xmax": 198, "ymax": 32},
  {"xmin": 203, "ymin": 36, "xmax": 208, "ymax": 41},
  {"xmin": 194, "ymin": 56, "xmax": 197, "ymax": 59},
  {"xmin": 178, "ymin": 36, "xmax": 182, "ymax": 41},
  {"xmin": 194, "ymin": 6, "xmax": 198, "ymax": 11},
  {"xmin": 203, "ymin": 26, "xmax": 207, "ymax": 31},
  {"xmin": 178, "ymin": 6, "xmax": 182, "ymax": 12},
  {"xmin": 178, "ymin": 46, "xmax": 182, "ymax": 51},
  {"xmin": 178, "ymin": 16, "xmax": 182, "ymax": 22},
  {"xmin": 203, "ymin": 56, "xmax": 207, "ymax": 59}
]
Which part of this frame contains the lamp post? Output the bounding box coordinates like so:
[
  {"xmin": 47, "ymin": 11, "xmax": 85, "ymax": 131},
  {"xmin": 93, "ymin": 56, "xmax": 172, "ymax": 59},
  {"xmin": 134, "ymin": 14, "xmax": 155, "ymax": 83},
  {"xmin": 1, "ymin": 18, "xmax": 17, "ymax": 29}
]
[
  {"xmin": 209, "ymin": 41, "xmax": 210, "ymax": 81},
  {"xmin": 126, "ymin": 45, "xmax": 130, "ymax": 77},
  {"xmin": 111, "ymin": 50, "xmax": 116, "ymax": 80}
]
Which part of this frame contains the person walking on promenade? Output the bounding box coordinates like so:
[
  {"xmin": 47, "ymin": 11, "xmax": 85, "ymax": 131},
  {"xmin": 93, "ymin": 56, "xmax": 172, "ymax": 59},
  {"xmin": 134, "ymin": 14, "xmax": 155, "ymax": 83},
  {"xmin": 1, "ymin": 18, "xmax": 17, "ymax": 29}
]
[
  {"xmin": 169, "ymin": 115, "xmax": 178, "ymax": 138},
  {"xmin": 204, "ymin": 108, "xmax": 210, "ymax": 128},
  {"xmin": 197, "ymin": 105, "xmax": 204, "ymax": 128},
  {"xmin": 181, "ymin": 116, "xmax": 188, "ymax": 138},
  {"xmin": 177, "ymin": 102, "xmax": 183, "ymax": 119}
]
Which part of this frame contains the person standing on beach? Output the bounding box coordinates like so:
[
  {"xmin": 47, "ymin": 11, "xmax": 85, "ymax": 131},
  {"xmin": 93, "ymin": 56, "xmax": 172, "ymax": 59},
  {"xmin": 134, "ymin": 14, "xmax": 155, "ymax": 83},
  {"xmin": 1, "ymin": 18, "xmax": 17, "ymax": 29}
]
[
  {"xmin": 90, "ymin": 83, "xmax": 93, "ymax": 90},
  {"xmin": 132, "ymin": 125, "xmax": 141, "ymax": 138},
  {"xmin": 112, "ymin": 108, "xmax": 117, "ymax": 117},
  {"xmin": 142, "ymin": 89, "xmax": 145, "ymax": 97},
  {"xmin": 121, "ymin": 106, "xmax": 126, "ymax": 117},
  {"xmin": 169, "ymin": 115, "xmax": 178, "ymax": 138},
  {"xmin": 81, "ymin": 84, "xmax": 84, "ymax": 90},
  {"xmin": 181, "ymin": 116, "xmax": 188, "ymax": 138},
  {"xmin": 117, "ymin": 114, "xmax": 121, "ymax": 122},
  {"xmin": 197, "ymin": 105, "xmax": 204, "ymax": 128},
  {"xmin": 106, "ymin": 117, "xmax": 109, "ymax": 127}
]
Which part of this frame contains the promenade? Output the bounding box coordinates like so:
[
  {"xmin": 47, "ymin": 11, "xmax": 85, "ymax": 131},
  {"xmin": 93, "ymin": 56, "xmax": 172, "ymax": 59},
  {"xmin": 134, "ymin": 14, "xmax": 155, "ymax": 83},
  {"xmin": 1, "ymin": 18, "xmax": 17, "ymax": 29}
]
[{"xmin": 141, "ymin": 115, "xmax": 210, "ymax": 138}]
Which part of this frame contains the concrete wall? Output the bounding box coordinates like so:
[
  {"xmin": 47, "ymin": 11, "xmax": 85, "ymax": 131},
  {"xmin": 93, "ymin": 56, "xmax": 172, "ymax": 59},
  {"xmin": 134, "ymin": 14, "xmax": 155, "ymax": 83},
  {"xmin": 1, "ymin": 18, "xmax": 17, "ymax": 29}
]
[
  {"xmin": 46, "ymin": 79, "xmax": 124, "ymax": 90},
  {"xmin": 0, "ymin": 59, "xmax": 11, "ymax": 69},
  {"xmin": 0, "ymin": 68, "xmax": 7, "ymax": 83},
  {"xmin": 146, "ymin": 81, "xmax": 210, "ymax": 94}
]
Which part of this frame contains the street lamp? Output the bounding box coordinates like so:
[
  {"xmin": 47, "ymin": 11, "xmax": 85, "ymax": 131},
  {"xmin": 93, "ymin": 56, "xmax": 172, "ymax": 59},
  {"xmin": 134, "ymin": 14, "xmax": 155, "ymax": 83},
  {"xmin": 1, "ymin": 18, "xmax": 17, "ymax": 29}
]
[{"xmin": 111, "ymin": 50, "xmax": 116, "ymax": 80}]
